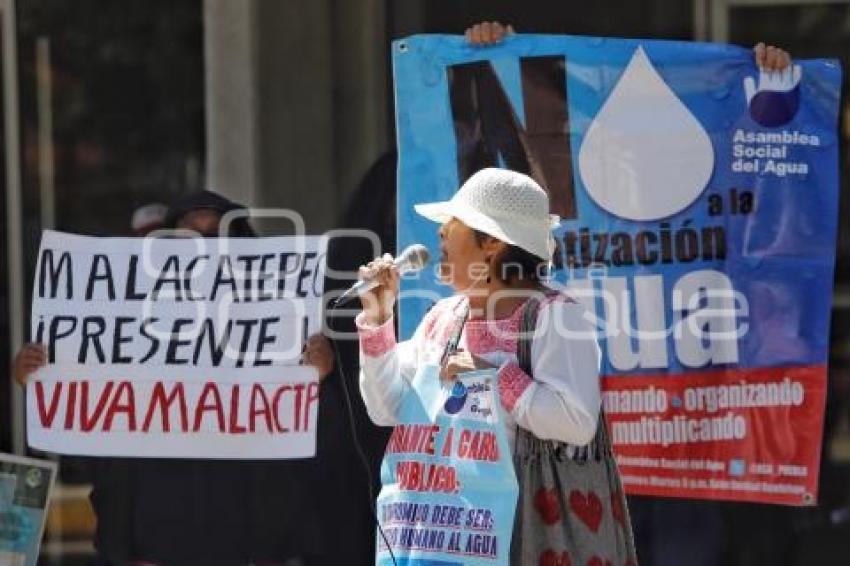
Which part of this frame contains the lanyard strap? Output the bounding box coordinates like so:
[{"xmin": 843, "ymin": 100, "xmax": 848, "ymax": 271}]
[{"xmin": 439, "ymin": 300, "xmax": 469, "ymax": 368}]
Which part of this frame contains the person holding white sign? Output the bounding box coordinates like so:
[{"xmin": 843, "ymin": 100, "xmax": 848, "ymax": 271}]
[{"xmin": 14, "ymin": 190, "xmax": 335, "ymax": 565}]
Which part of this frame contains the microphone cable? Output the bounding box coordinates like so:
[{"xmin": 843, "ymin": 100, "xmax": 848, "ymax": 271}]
[{"xmin": 328, "ymin": 303, "xmax": 398, "ymax": 566}]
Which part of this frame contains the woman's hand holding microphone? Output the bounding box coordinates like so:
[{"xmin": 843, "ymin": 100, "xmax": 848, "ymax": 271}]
[{"xmin": 358, "ymin": 254, "xmax": 400, "ymax": 327}]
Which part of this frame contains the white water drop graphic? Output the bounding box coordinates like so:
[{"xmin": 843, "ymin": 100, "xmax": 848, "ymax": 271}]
[{"xmin": 578, "ymin": 46, "xmax": 714, "ymax": 221}]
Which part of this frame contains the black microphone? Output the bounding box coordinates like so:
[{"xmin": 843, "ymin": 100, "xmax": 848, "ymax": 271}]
[{"xmin": 334, "ymin": 244, "xmax": 431, "ymax": 305}]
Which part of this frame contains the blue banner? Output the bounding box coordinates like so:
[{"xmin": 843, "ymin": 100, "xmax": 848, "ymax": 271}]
[{"xmin": 392, "ymin": 34, "xmax": 842, "ymax": 504}]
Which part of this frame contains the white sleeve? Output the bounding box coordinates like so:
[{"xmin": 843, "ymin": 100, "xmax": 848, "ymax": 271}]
[
  {"xmin": 505, "ymin": 299, "xmax": 601, "ymax": 445},
  {"xmin": 356, "ymin": 312, "xmax": 425, "ymax": 427}
]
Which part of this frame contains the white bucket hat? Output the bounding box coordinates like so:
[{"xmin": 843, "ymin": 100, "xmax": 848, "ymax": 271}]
[{"xmin": 414, "ymin": 168, "xmax": 560, "ymax": 260}]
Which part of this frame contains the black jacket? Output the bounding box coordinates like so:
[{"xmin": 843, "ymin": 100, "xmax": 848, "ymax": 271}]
[
  {"xmin": 90, "ymin": 191, "xmax": 322, "ymax": 565},
  {"xmin": 90, "ymin": 457, "xmax": 324, "ymax": 565}
]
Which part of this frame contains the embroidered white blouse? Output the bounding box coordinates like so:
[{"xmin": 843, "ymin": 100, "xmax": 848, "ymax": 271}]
[{"xmin": 356, "ymin": 293, "xmax": 602, "ymax": 448}]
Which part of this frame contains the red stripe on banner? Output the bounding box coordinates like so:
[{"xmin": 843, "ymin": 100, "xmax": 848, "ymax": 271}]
[{"xmin": 601, "ymin": 365, "xmax": 827, "ymax": 505}]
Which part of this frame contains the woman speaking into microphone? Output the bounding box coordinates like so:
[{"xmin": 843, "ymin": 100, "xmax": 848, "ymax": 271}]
[{"xmin": 355, "ymin": 168, "xmax": 637, "ymax": 564}]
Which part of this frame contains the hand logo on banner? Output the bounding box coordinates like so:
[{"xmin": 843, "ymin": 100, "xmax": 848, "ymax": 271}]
[{"xmin": 744, "ymin": 64, "xmax": 803, "ymax": 127}]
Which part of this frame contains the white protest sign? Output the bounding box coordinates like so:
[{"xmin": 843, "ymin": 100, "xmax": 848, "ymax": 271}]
[{"xmin": 27, "ymin": 230, "xmax": 326, "ymax": 459}]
